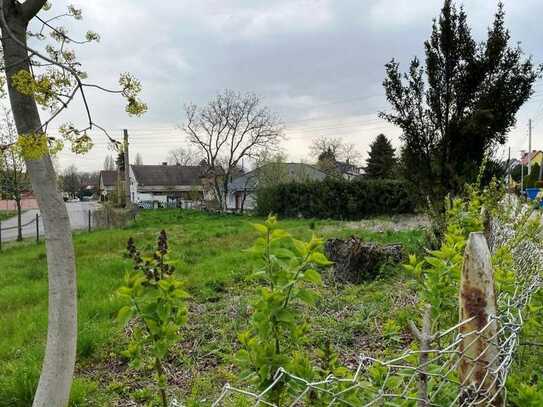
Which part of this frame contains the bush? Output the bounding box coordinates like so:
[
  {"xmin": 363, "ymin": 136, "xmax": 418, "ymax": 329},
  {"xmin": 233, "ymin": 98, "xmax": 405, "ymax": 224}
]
[{"xmin": 256, "ymin": 178, "xmax": 415, "ymax": 219}]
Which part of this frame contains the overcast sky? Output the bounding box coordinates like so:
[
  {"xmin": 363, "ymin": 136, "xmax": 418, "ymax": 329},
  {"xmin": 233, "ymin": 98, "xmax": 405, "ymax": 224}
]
[{"xmin": 39, "ymin": 0, "xmax": 543, "ymax": 172}]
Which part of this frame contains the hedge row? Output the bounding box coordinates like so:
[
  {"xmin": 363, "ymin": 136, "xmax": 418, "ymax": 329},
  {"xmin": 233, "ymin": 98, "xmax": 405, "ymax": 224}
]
[{"xmin": 256, "ymin": 179, "xmax": 416, "ymax": 219}]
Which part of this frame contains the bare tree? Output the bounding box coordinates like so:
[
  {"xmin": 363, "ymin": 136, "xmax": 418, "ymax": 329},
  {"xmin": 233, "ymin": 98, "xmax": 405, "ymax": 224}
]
[
  {"xmin": 183, "ymin": 89, "xmax": 283, "ymax": 210},
  {"xmin": 134, "ymin": 152, "xmax": 144, "ymax": 165},
  {"xmin": 103, "ymin": 154, "xmax": 116, "ymax": 171},
  {"xmin": 167, "ymin": 145, "xmax": 201, "ymax": 166},
  {"xmin": 61, "ymin": 164, "xmax": 80, "ymax": 199},
  {"xmin": 0, "ymin": 106, "xmax": 28, "ymax": 241},
  {"xmin": 309, "ymin": 136, "xmax": 361, "ymax": 164},
  {"xmin": 0, "ymin": 2, "xmax": 146, "ymax": 406},
  {"xmin": 255, "ymin": 150, "xmax": 289, "ymax": 189},
  {"xmin": 309, "ymin": 136, "xmax": 361, "ymax": 177}
]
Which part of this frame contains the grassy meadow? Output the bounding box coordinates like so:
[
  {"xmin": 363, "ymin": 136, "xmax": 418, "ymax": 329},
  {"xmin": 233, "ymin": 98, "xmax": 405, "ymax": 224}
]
[{"xmin": 0, "ymin": 210, "xmax": 427, "ymax": 406}]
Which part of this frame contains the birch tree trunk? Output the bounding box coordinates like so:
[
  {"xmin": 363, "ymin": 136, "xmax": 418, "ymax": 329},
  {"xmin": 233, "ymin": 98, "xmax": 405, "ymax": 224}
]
[{"xmin": 0, "ymin": 3, "xmax": 77, "ymax": 406}]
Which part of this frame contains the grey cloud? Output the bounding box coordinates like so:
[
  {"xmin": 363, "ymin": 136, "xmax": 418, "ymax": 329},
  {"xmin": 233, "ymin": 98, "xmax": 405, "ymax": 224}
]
[{"xmin": 37, "ymin": 0, "xmax": 543, "ymax": 171}]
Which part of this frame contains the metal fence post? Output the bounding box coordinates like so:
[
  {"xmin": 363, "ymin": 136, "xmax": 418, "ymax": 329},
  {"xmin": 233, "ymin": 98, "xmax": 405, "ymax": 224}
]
[
  {"xmin": 36, "ymin": 213, "xmax": 39, "ymax": 244},
  {"xmin": 458, "ymin": 232, "xmax": 501, "ymax": 405},
  {"xmin": 0, "ymin": 220, "xmax": 2, "ymax": 252},
  {"xmin": 88, "ymin": 209, "xmax": 91, "ymax": 233}
]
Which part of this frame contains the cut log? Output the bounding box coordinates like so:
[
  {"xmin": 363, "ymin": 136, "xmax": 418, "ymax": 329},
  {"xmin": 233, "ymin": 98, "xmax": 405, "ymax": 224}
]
[{"xmin": 324, "ymin": 237, "xmax": 404, "ymax": 283}]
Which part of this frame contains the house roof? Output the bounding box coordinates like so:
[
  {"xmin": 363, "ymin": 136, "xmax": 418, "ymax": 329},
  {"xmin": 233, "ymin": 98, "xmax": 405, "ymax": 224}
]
[
  {"xmin": 520, "ymin": 150, "xmax": 543, "ymax": 166},
  {"xmin": 228, "ymin": 163, "xmax": 327, "ymax": 192},
  {"xmin": 131, "ymin": 165, "xmax": 206, "ymax": 186},
  {"xmin": 335, "ymin": 160, "xmax": 362, "ymax": 176},
  {"xmin": 99, "ymin": 170, "xmax": 118, "ymax": 187}
]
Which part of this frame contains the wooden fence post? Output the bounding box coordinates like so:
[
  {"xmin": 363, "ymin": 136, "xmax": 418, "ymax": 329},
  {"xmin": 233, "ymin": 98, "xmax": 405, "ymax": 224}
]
[
  {"xmin": 408, "ymin": 304, "xmax": 435, "ymax": 407},
  {"xmin": 458, "ymin": 232, "xmax": 502, "ymax": 405}
]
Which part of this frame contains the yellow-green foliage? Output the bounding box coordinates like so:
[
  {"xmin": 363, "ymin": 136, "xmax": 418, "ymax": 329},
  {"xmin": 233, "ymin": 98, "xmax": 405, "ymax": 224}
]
[
  {"xmin": 236, "ymin": 215, "xmax": 332, "ymax": 401},
  {"xmin": 15, "ymin": 133, "xmax": 63, "ymax": 160},
  {"xmin": 9, "ymin": 7, "xmax": 147, "ymax": 161},
  {"xmin": 405, "ymin": 185, "xmax": 486, "ymax": 329},
  {"xmin": 119, "ymin": 73, "xmax": 148, "ymax": 117},
  {"xmin": 12, "ymin": 70, "xmax": 56, "ymax": 107},
  {"xmin": 59, "ymin": 123, "xmax": 94, "ymax": 154}
]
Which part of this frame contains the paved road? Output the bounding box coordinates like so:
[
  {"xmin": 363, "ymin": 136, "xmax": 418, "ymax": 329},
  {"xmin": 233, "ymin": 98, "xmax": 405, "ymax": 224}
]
[{"xmin": 0, "ymin": 201, "xmax": 100, "ymax": 242}]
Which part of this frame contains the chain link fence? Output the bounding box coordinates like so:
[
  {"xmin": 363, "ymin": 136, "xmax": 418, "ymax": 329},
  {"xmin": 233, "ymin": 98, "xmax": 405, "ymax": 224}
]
[
  {"xmin": 171, "ymin": 201, "xmax": 543, "ymax": 406},
  {"xmin": 0, "ymin": 213, "xmax": 40, "ymax": 249}
]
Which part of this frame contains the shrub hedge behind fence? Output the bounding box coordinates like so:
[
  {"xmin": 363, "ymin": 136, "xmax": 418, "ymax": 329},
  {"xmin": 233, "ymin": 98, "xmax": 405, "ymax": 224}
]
[{"xmin": 256, "ymin": 178, "xmax": 416, "ymax": 219}]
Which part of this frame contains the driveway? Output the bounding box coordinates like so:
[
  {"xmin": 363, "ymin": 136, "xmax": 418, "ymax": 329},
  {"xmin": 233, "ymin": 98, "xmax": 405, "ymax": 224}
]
[{"xmin": 0, "ymin": 201, "xmax": 100, "ymax": 243}]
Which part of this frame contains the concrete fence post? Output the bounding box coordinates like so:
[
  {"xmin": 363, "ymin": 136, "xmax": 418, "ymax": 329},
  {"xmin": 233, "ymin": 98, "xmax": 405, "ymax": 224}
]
[{"xmin": 458, "ymin": 232, "xmax": 502, "ymax": 405}]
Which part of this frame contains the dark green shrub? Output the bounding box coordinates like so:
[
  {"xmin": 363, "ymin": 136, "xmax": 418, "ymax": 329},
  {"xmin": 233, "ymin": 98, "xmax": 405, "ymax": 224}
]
[{"xmin": 256, "ymin": 179, "xmax": 415, "ymax": 219}]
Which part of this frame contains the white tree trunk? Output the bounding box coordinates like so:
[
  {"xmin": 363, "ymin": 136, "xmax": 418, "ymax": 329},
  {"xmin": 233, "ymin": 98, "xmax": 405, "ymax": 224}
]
[{"xmin": 0, "ymin": 5, "xmax": 77, "ymax": 406}]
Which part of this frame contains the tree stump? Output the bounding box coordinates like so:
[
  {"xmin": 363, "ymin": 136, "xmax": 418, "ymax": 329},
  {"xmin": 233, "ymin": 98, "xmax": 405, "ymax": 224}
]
[{"xmin": 324, "ymin": 237, "xmax": 404, "ymax": 283}]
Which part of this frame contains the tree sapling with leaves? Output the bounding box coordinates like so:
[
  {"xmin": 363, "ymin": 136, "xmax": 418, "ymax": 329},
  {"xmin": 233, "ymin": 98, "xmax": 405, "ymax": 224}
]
[
  {"xmin": 117, "ymin": 230, "xmax": 189, "ymax": 407},
  {"xmin": 236, "ymin": 215, "xmax": 332, "ymax": 403}
]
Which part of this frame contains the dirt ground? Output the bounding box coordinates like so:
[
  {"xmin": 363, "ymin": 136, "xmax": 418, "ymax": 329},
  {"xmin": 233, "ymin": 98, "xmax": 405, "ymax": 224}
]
[{"xmin": 321, "ymin": 213, "xmax": 431, "ymax": 233}]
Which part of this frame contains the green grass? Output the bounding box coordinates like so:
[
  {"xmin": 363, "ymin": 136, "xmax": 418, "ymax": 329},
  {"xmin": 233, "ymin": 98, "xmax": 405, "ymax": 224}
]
[
  {"xmin": 0, "ymin": 210, "xmax": 17, "ymax": 222},
  {"xmin": 0, "ymin": 210, "xmax": 427, "ymax": 406}
]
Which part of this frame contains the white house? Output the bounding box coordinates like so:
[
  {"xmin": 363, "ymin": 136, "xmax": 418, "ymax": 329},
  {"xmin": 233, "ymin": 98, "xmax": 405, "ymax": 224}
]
[
  {"xmin": 100, "ymin": 163, "xmax": 216, "ymax": 207},
  {"xmin": 335, "ymin": 160, "xmax": 364, "ymax": 180}
]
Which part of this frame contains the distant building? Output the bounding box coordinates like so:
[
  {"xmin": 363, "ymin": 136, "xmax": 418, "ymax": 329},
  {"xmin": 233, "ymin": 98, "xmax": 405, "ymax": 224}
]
[
  {"xmin": 98, "ymin": 170, "xmax": 119, "ymax": 199},
  {"xmin": 520, "ymin": 150, "xmax": 543, "ymax": 167},
  {"xmin": 226, "ymin": 163, "xmax": 327, "ymax": 211},
  {"xmin": 99, "ymin": 163, "xmax": 216, "ymax": 206},
  {"xmin": 335, "ymin": 160, "xmax": 363, "ymax": 180}
]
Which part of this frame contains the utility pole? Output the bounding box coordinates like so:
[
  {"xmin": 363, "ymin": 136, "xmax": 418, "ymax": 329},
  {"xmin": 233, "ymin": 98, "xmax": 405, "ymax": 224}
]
[
  {"xmin": 123, "ymin": 129, "xmax": 131, "ymax": 205},
  {"xmin": 528, "ymin": 119, "xmax": 532, "ymax": 176},
  {"xmin": 507, "ymin": 146, "xmax": 511, "ymax": 186},
  {"xmin": 521, "ymin": 159, "xmax": 524, "ymax": 193}
]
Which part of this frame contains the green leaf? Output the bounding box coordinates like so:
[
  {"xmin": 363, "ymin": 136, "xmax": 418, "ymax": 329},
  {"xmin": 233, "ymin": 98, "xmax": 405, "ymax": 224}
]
[
  {"xmin": 116, "ymin": 305, "xmax": 133, "ymax": 325},
  {"xmin": 296, "ymin": 288, "xmax": 320, "ymax": 305},
  {"xmin": 271, "ymin": 229, "xmax": 290, "ymax": 240},
  {"xmin": 424, "ymin": 256, "xmax": 445, "ymax": 269},
  {"xmin": 117, "ymin": 286, "xmax": 133, "ymax": 297},
  {"xmin": 303, "ymin": 269, "xmax": 322, "ymax": 285},
  {"xmin": 252, "ymin": 223, "xmax": 268, "ymax": 234},
  {"xmin": 293, "ymin": 239, "xmax": 307, "ymax": 256},
  {"xmin": 275, "ymin": 248, "xmax": 295, "ymax": 259},
  {"xmin": 277, "ymin": 309, "xmax": 296, "ymax": 324},
  {"xmin": 310, "ymin": 251, "xmax": 333, "ymax": 266}
]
